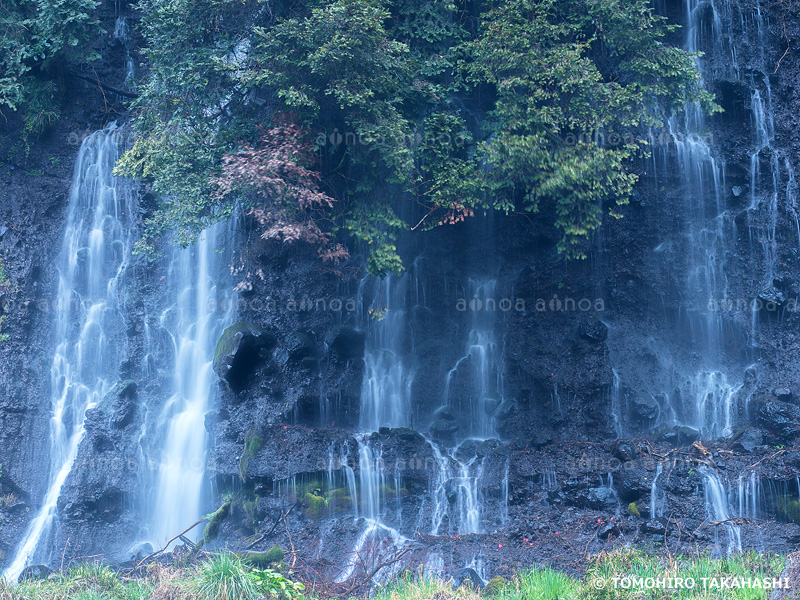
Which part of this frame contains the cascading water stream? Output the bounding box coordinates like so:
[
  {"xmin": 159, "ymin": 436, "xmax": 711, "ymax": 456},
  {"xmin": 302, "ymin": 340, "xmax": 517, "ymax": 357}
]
[
  {"xmin": 360, "ymin": 276, "xmax": 414, "ymax": 432},
  {"xmin": 4, "ymin": 128, "xmax": 134, "ymax": 581},
  {"xmin": 148, "ymin": 223, "xmax": 236, "ymax": 542},
  {"xmin": 609, "ymin": 0, "xmax": 735, "ymax": 437},
  {"xmin": 442, "ymin": 279, "xmax": 504, "ymax": 440},
  {"xmin": 112, "ymin": 14, "xmax": 136, "ymax": 92},
  {"xmin": 429, "ymin": 279, "xmax": 505, "ymax": 541},
  {"xmin": 676, "ymin": 0, "xmax": 739, "ymax": 438},
  {"xmin": 700, "ymin": 467, "xmax": 742, "ymax": 556},
  {"xmin": 336, "ymin": 274, "xmax": 412, "ymax": 582},
  {"xmin": 650, "ymin": 464, "xmax": 666, "ymax": 519},
  {"xmin": 138, "ymin": 222, "xmax": 237, "ymax": 549},
  {"xmin": 429, "ymin": 445, "xmax": 482, "ymax": 536},
  {"xmin": 737, "ymin": 472, "xmax": 761, "ymax": 520}
]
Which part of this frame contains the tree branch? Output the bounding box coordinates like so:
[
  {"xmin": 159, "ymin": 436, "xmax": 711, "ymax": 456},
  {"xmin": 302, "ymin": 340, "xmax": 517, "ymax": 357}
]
[
  {"xmin": 134, "ymin": 518, "xmax": 207, "ymax": 569},
  {"xmin": 67, "ymin": 70, "xmax": 139, "ymax": 99}
]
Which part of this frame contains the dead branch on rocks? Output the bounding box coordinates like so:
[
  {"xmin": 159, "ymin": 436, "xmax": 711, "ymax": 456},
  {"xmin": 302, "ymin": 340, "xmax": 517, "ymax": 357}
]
[
  {"xmin": 247, "ymin": 502, "xmax": 297, "ymax": 549},
  {"xmin": 692, "ymin": 516, "xmax": 772, "ymax": 538},
  {"xmin": 748, "ymin": 449, "xmax": 786, "ymax": 470},
  {"xmin": 134, "ymin": 518, "xmax": 207, "ymax": 569}
]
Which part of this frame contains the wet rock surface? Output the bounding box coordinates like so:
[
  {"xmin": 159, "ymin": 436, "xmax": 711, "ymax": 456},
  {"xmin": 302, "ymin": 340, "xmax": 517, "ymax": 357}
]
[{"xmin": 1, "ymin": 0, "xmax": 800, "ymax": 586}]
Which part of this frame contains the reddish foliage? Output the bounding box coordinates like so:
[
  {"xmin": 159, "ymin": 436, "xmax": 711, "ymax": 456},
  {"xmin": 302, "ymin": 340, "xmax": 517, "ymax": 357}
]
[
  {"xmin": 213, "ymin": 124, "xmax": 349, "ymax": 265},
  {"xmin": 437, "ymin": 202, "xmax": 474, "ymax": 226}
]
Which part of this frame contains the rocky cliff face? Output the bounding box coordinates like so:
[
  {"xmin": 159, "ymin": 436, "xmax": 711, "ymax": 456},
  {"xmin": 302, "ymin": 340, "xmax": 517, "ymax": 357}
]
[{"xmin": 1, "ymin": 0, "xmax": 800, "ymax": 584}]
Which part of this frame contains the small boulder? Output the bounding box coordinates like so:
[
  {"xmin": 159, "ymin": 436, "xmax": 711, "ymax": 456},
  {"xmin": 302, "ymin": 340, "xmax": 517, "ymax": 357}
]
[
  {"xmin": 613, "ymin": 440, "xmax": 639, "ymax": 462},
  {"xmin": 213, "ymin": 322, "xmax": 277, "ymax": 392},
  {"xmin": 632, "ymin": 391, "xmax": 660, "ymax": 421},
  {"xmin": 758, "ymin": 286, "xmax": 785, "ymax": 306},
  {"xmin": 430, "ymin": 418, "xmax": 459, "ymax": 440},
  {"xmin": 452, "ymin": 567, "xmax": 485, "ymax": 590},
  {"xmin": 586, "ymin": 486, "xmax": 618, "ymax": 511},
  {"xmin": 617, "ymin": 474, "xmax": 650, "ymax": 501},
  {"xmin": 731, "ymin": 427, "xmax": 764, "ymax": 453},
  {"xmin": 482, "ymin": 576, "xmax": 507, "ymax": 597},
  {"xmin": 455, "ymin": 439, "xmax": 479, "ymax": 462},
  {"xmin": 598, "ymin": 522, "xmax": 620, "ymax": 539},
  {"xmin": 755, "ymin": 399, "xmax": 800, "ymax": 442},
  {"xmin": 325, "ymin": 327, "xmax": 365, "ymax": 359},
  {"xmin": 641, "ymin": 517, "xmax": 668, "ymax": 535},
  {"xmin": 19, "ymin": 565, "xmax": 53, "ymax": 582},
  {"xmin": 774, "ymin": 387, "xmax": 794, "ymax": 402},
  {"xmin": 579, "ymin": 317, "xmax": 608, "ymax": 342},
  {"xmin": 675, "ymin": 426, "xmax": 700, "ymax": 445}
]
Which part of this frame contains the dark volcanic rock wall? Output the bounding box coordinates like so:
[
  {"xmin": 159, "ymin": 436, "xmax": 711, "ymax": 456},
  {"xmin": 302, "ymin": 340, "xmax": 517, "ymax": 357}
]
[{"xmin": 1, "ymin": 0, "xmax": 800, "ymax": 583}]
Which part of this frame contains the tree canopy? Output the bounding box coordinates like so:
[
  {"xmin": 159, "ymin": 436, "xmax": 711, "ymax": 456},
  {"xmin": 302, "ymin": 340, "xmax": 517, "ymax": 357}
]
[
  {"xmin": 5, "ymin": 0, "xmax": 717, "ymax": 274},
  {"xmin": 0, "ymin": 0, "xmax": 100, "ymax": 141}
]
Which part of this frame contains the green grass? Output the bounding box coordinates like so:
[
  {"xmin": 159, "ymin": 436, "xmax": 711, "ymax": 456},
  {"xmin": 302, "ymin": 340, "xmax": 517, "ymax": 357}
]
[
  {"xmin": 374, "ymin": 550, "xmax": 785, "ymax": 600},
  {"xmin": 515, "ymin": 567, "xmax": 579, "ymax": 600},
  {"xmin": 0, "ymin": 549, "xmax": 785, "ymax": 600},
  {"xmin": 189, "ymin": 553, "xmax": 262, "ymax": 600},
  {"xmin": 371, "ymin": 573, "xmax": 479, "ymax": 600}
]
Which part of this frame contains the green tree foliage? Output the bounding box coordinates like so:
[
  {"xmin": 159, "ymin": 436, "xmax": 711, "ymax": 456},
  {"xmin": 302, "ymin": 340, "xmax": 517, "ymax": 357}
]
[
  {"xmin": 119, "ymin": 0, "xmax": 716, "ymax": 273},
  {"xmin": 0, "ymin": 0, "xmax": 101, "ymax": 139},
  {"xmin": 461, "ymin": 0, "xmax": 718, "ymax": 256}
]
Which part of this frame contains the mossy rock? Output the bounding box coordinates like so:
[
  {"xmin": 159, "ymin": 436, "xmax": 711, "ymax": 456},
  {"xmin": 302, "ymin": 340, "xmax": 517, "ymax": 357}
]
[
  {"xmin": 327, "ymin": 487, "xmax": 350, "ymax": 500},
  {"xmin": 482, "ymin": 576, "xmax": 508, "ymax": 597},
  {"xmin": 777, "ymin": 497, "xmax": 800, "ymax": 523},
  {"xmin": 628, "ymin": 502, "xmax": 641, "ymax": 518},
  {"xmin": 213, "ymin": 322, "xmax": 276, "ymax": 392},
  {"xmin": 247, "ymin": 435, "xmax": 263, "ymax": 457},
  {"xmin": 297, "ymin": 478, "xmax": 325, "ymax": 498},
  {"xmin": 214, "ymin": 322, "xmax": 267, "ymax": 364},
  {"xmin": 203, "ymin": 500, "xmax": 232, "ymax": 545},
  {"xmin": 304, "ymin": 492, "xmax": 328, "ymax": 518},
  {"xmin": 244, "ymin": 545, "xmax": 284, "ymax": 568}
]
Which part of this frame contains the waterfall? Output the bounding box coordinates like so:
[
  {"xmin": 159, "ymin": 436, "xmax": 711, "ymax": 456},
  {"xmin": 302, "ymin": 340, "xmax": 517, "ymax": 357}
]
[
  {"xmin": 344, "ymin": 271, "xmax": 505, "ymax": 581},
  {"xmin": 337, "ymin": 438, "xmax": 407, "ymax": 583},
  {"xmin": 4, "ymin": 127, "xmax": 134, "ymax": 581},
  {"xmin": 360, "ymin": 276, "xmax": 414, "ymax": 432},
  {"xmin": 650, "ymin": 464, "xmax": 666, "ymax": 519},
  {"xmin": 700, "ymin": 467, "xmax": 741, "ymax": 556},
  {"xmin": 443, "ymin": 279, "xmax": 504, "ymax": 440},
  {"xmin": 737, "ymin": 472, "xmax": 761, "ymax": 519},
  {"xmin": 610, "ymin": 369, "xmax": 622, "ymax": 437},
  {"xmin": 139, "ymin": 221, "xmax": 237, "ymax": 548},
  {"xmin": 612, "ymin": 0, "xmax": 787, "ymax": 438},
  {"xmin": 336, "ymin": 273, "xmax": 413, "ymax": 582},
  {"xmin": 429, "ymin": 443, "xmax": 482, "ymax": 536},
  {"xmin": 112, "ymin": 14, "xmax": 136, "ymax": 92},
  {"xmin": 676, "ymin": 0, "xmax": 737, "ymax": 437},
  {"xmin": 426, "ymin": 278, "xmax": 505, "ymax": 540}
]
